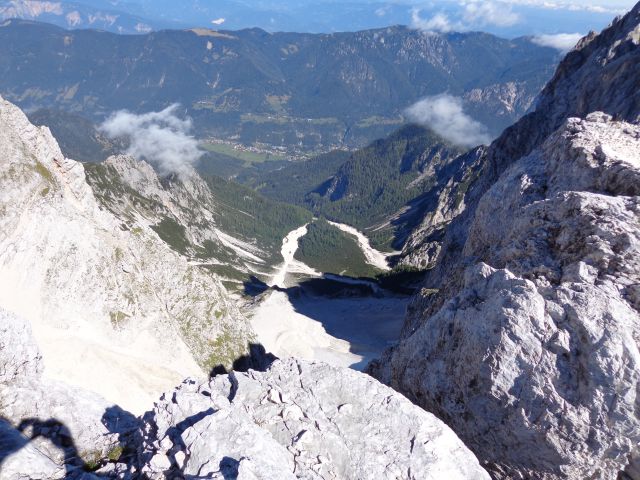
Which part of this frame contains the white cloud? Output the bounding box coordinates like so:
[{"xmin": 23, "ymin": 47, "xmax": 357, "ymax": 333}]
[
  {"xmin": 484, "ymin": 0, "xmax": 627, "ymax": 14},
  {"xmin": 531, "ymin": 32, "xmax": 583, "ymax": 51},
  {"xmin": 411, "ymin": 1, "xmax": 520, "ymax": 34},
  {"xmin": 211, "ymin": 17, "xmax": 225, "ymax": 25},
  {"xmin": 404, "ymin": 94, "xmax": 491, "ymax": 148},
  {"xmin": 100, "ymin": 104, "xmax": 203, "ymax": 176},
  {"xmin": 411, "ymin": 9, "xmax": 455, "ymax": 32},
  {"xmin": 135, "ymin": 22, "xmax": 152, "ymax": 33},
  {"xmin": 461, "ymin": 1, "xmax": 520, "ymax": 27},
  {"xmin": 408, "ymin": 0, "xmax": 628, "ymax": 35}
]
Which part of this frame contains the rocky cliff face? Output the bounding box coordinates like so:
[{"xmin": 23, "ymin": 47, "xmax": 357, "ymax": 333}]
[
  {"xmin": 398, "ymin": 146, "xmax": 486, "ymax": 269},
  {"xmin": 0, "ymin": 95, "xmax": 253, "ymax": 413},
  {"xmin": 85, "ymin": 155, "xmax": 271, "ymax": 279},
  {"xmin": 369, "ymin": 4, "xmax": 640, "ymax": 479}
]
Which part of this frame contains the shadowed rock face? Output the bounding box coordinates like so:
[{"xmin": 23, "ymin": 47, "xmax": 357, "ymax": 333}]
[{"xmin": 369, "ymin": 3, "xmax": 640, "ymax": 479}]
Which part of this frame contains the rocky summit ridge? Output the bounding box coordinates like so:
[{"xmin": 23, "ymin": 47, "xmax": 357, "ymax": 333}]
[
  {"xmin": 369, "ymin": 3, "xmax": 640, "ymax": 479},
  {"xmin": 0, "ymin": 306, "xmax": 489, "ymax": 479}
]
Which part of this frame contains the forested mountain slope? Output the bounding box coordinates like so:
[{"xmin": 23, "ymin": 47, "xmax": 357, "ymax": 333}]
[{"xmin": 249, "ymin": 125, "xmax": 477, "ymax": 254}]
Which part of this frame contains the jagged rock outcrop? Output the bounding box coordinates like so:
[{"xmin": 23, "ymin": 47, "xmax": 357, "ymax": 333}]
[
  {"xmin": 0, "ymin": 95, "xmax": 253, "ymax": 413},
  {"xmin": 420, "ymin": 2, "xmax": 640, "ymax": 305},
  {"xmin": 369, "ymin": 4, "xmax": 640, "ymax": 479},
  {"xmin": 398, "ymin": 147, "xmax": 486, "ymax": 269},
  {"xmin": 135, "ymin": 358, "xmax": 490, "ymax": 479}
]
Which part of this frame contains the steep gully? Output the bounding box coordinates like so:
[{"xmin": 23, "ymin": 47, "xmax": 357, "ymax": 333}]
[{"xmin": 250, "ymin": 222, "xmax": 408, "ymax": 369}]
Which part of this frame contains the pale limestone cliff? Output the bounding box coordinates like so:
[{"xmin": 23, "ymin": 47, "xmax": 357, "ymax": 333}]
[{"xmin": 0, "ymin": 96, "xmax": 253, "ymax": 413}]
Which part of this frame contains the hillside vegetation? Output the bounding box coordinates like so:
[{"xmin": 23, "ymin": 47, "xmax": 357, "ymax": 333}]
[
  {"xmin": 248, "ymin": 125, "xmax": 464, "ymax": 250},
  {"xmin": 294, "ymin": 219, "xmax": 381, "ymax": 278}
]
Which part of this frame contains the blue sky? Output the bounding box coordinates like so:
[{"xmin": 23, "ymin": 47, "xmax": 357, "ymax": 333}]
[
  {"xmin": 367, "ymin": 0, "xmax": 635, "ymax": 36},
  {"xmin": 83, "ymin": 0, "xmax": 637, "ymax": 41},
  {"xmin": 160, "ymin": 0, "xmax": 636, "ymax": 39}
]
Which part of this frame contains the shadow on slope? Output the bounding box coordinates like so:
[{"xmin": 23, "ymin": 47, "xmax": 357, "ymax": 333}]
[
  {"xmin": 0, "ymin": 342, "xmax": 280, "ymax": 478},
  {"xmin": 246, "ymin": 274, "xmax": 419, "ymax": 369},
  {"xmin": 0, "ymin": 407, "xmax": 144, "ymax": 479},
  {"xmin": 209, "ymin": 343, "xmax": 277, "ymax": 377}
]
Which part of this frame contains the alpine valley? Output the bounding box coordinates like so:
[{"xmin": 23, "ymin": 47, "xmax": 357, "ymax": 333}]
[{"xmin": 0, "ymin": 3, "xmax": 639, "ymax": 480}]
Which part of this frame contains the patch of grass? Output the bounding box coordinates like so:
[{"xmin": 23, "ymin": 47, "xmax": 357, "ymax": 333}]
[
  {"xmin": 109, "ymin": 311, "xmax": 130, "ymax": 329},
  {"xmin": 150, "ymin": 217, "xmax": 191, "ymax": 255},
  {"xmin": 82, "ymin": 450, "xmax": 102, "ymax": 471},
  {"xmin": 106, "ymin": 444, "xmax": 124, "ymax": 462},
  {"xmin": 200, "ymin": 142, "xmax": 285, "ymax": 164},
  {"xmin": 196, "ymin": 239, "xmax": 235, "ymax": 263},
  {"xmin": 355, "ymin": 116, "xmax": 403, "ymax": 128},
  {"xmin": 84, "ymin": 163, "xmax": 160, "ymax": 214},
  {"xmin": 203, "ymin": 326, "xmax": 246, "ymax": 372},
  {"xmin": 265, "ymin": 94, "xmax": 290, "ymax": 113},
  {"xmin": 40, "ymin": 186, "xmax": 50, "ymax": 196},
  {"xmin": 201, "ymin": 263, "xmax": 250, "ymax": 284},
  {"xmin": 34, "ymin": 160, "xmax": 54, "ymax": 183},
  {"xmin": 240, "ymin": 113, "xmax": 340, "ymax": 126}
]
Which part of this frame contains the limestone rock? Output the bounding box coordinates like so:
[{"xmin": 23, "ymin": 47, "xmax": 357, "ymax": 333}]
[
  {"xmin": 0, "ymin": 307, "xmax": 137, "ymax": 480},
  {"xmin": 0, "ymin": 96, "xmax": 253, "ymax": 412},
  {"xmin": 371, "ymin": 109, "xmax": 640, "ymax": 480},
  {"xmin": 138, "ymin": 359, "xmax": 490, "ymax": 480}
]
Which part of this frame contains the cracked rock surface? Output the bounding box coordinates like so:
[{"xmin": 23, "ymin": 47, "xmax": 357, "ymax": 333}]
[{"xmin": 138, "ymin": 359, "xmax": 490, "ymax": 480}]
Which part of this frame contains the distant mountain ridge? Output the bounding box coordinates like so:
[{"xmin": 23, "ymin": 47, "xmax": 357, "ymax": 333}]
[
  {"xmin": 0, "ymin": 19, "xmax": 560, "ymax": 153},
  {"xmin": 0, "ymin": 0, "xmax": 157, "ymax": 33},
  {"xmin": 0, "ymin": 0, "xmax": 624, "ymax": 36}
]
